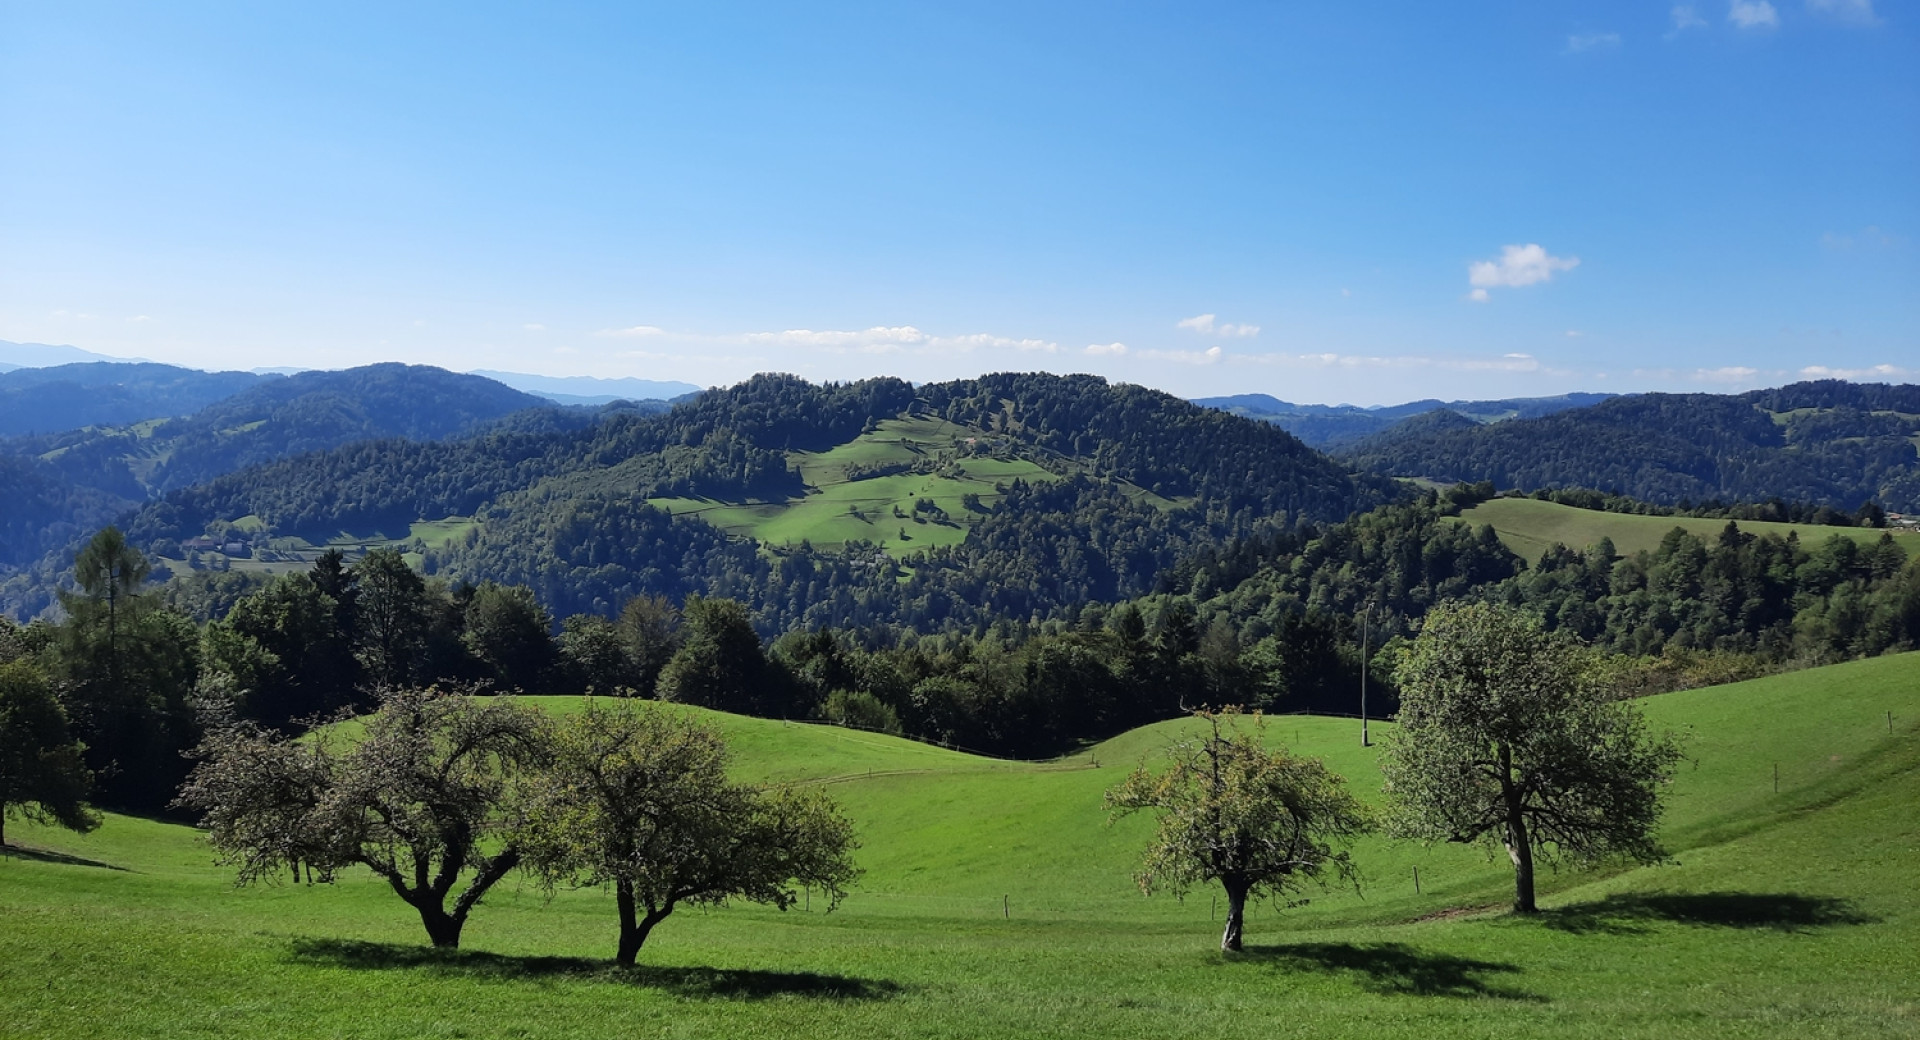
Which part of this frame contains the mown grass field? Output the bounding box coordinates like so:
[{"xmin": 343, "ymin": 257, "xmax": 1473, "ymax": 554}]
[
  {"xmin": 3, "ymin": 654, "xmax": 1917, "ymax": 1038},
  {"xmin": 1457, "ymin": 497, "xmax": 1920, "ymax": 562}
]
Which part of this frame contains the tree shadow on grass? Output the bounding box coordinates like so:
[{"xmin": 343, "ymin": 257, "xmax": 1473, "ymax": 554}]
[
  {"xmin": 1242, "ymin": 942, "xmax": 1541, "ymax": 1001},
  {"xmin": 0, "ymin": 843, "xmax": 129, "ymax": 871},
  {"xmin": 1537, "ymin": 892, "xmax": 1877, "ymax": 936},
  {"xmin": 289, "ymin": 938, "xmax": 901, "ymax": 1002}
]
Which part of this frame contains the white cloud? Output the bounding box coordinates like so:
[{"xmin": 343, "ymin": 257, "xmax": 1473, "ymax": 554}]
[
  {"xmin": 1235, "ymin": 351, "xmax": 1548, "ymax": 374},
  {"xmin": 1821, "ymin": 226, "xmax": 1901, "ymax": 250},
  {"xmin": 1467, "ymin": 243, "xmax": 1581, "ymax": 300},
  {"xmin": 596, "ymin": 324, "xmax": 667, "ymax": 338},
  {"xmin": 1807, "ymin": 0, "xmax": 1878, "ymax": 25},
  {"xmin": 1729, "ymin": 0, "xmax": 1779, "ymax": 28},
  {"xmin": 1632, "ymin": 365, "xmax": 1778, "ymax": 385},
  {"xmin": 128, "ymin": 314, "xmax": 153, "ymax": 323},
  {"xmin": 1669, "ymin": 5, "xmax": 1710, "ymax": 34},
  {"xmin": 523, "ymin": 323, "xmax": 545, "ymax": 332},
  {"xmin": 1800, "ymin": 363, "xmax": 1912, "ymax": 380},
  {"xmin": 1565, "ymin": 330, "xmax": 1584, "ymax": 338},
  {"xmin": 1086, "ymin": 341, "xmax": 1223, "ymax": 364},
  {"xmin": 1566, "ymin": 32, "xmax": 1622, "ymax": 52},
  {"xmin": 743, "ymin": 326, "xmax": 1060, "ymax": 357},
  {"xmin": 1177, "ymin": 313, "xmax": 1259, "ymax": 338}
]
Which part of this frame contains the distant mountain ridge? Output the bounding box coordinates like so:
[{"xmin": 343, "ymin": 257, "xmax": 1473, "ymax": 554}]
[
  {"xmin": 1193, "ymin": 391, "xmax": 1615, "ymax": 448},
  {"xmin": 0, "ymin": 362, "xmax": 272, "ymax": 436},
  {"xmin": 0, "ymin": 339, "xmax": 141, "ymax": 371},
  {"xmin": 472, "ymin": 370, "xmax": 702, "ymax": 406},
  {"xmin": 0, "ymin": 364, "xmax": 557, "ymax": 569},
  {"xmin": 1336, "ymin": 380, "xmax": 1920, "ymax": 512}
]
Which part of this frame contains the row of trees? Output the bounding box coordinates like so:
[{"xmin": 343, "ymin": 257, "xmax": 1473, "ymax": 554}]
[{"xmin": 177, "ymin": 689, "xmax": 858, "ymax": 963}]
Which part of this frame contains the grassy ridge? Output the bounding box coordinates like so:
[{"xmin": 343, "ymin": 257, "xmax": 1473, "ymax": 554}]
[
  {"xmin": 3, "ymin": 654, "xmax": 1917, "ymax": 1038},
  {"xmin": 1457, "ymin": 497, "xmax": 1920, "ymax": 560}
]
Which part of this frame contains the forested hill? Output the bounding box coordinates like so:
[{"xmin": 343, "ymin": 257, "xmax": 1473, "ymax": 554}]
[
  {"xmin": 0, "ymin": 364, "xmax": 557, "ymax": 569},
  {"xmin": 1195, "ymin": 391, "xmax": 1614, "ymax": 449},
  {"xmin": 1336, "ymin": 380, "xmax": 1920, "ymax": 511},
  {"xmin": 58, "ymin": 372, "xmax": 1396, "ymax": 632},
  {"xmin": 0, "ymin": 362, "xmax": 269, "ymax": 436}
]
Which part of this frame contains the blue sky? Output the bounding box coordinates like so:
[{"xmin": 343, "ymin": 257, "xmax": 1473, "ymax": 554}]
[{"xmin": 2, "ymin": 1, "xmax": 1913, "ymax": 404}]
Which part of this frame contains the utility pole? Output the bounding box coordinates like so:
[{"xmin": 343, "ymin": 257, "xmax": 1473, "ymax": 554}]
[{"xmin": 1360, "ymin": 603, "xmax": 1372, "ymax": 748}]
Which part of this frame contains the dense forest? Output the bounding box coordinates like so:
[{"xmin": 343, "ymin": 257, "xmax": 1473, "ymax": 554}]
[
  {"xmin": 0, "ymin": 362, "xmax": 269, "ymax": 437},
  {"xmin": 1338, "ymin": 381, "xmax": 1920, "ymax": 510},
  {"xmin": 0, "ymin": 372, "xmax": 1391, "ymax": 630}
]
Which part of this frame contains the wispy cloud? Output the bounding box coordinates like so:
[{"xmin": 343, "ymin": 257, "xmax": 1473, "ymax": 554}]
[
  {"xmin": 1566, "ymin": 31, "xmax": 1622, "ymax": 53},
  {"xmin": 596, "ymin": 324, "xmax": 667, "ymax": 338},
  {"xmin": 1085, "ymin": 342, "xmax": 1225, "ymax": 364},
  {"xmin": 1729, "ymin": 0, "xmax": 1779, "ymax": 29},
  {"xmin": 1176, "ymin": 313, "xmax": 1260, "ymax": 338},
  {"xmin": 1821, "ymin": 226, "xmax": 1901, "ymax": 250},
  {"xmin": 523, "ymin": 323, "xmax": 546, "ymax": 332},
  {"xmin": 1236, "ymin": 351, "xmax": 1549, "ymax": 374},
  {"xmin": 1667, "ymin": 5, "xmax": 1709, "ymax": 37},
  {"xmin": 1466, "ymin": 244, "xmax": 1581, "ymax": 301},
  {"xmin": 742, "ymin": 326, "xmax": 1060, "ymax": 356},
  {"xmin": 1631, "ymin": 366, "xmax": 1775, "ymax": 385},
  {"xmin": 1800, "ymin": 363, "xmax": 1912, "ymax": 380},
  {"xmin": 1807, "ymin": 0, "xmax": 1878, "ymax": 25}
]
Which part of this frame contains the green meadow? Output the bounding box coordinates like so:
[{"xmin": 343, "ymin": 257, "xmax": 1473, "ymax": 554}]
[
  {"xmin": 3, "ymin": 653, "xmax": 1917, "ymax": 1038},
  {"xmin": 1457, "ymin": 497, "xmax": 1920, "ymax": 561},
  {"xmin": 651, "ymin": 415, "xmax": 1174, "ymax": 557}
]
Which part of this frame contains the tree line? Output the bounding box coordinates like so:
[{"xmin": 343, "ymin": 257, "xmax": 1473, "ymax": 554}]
[{"xmin": 9, "ymin": 478, "xmax": 1917, "ymax": 828}]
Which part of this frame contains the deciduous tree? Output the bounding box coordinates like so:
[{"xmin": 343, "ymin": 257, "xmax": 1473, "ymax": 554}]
[
  {"xmin": 513, "ymin": 700, "xmax": 859, "ymax": 965},
  {"xmin": 177, "ymin": 686, "xmax": 548, "ymax": 947},
  {"xmin": 1105, "ymin": 710, "xmax": 1371, "ymax": 951},
  {"xmin": 1380, "ymin": 602, "xmax": 1683, "ymax": 914},
  {"xmin": 0, "ymin": 660, "xmax": 98, "ymax": 847}
]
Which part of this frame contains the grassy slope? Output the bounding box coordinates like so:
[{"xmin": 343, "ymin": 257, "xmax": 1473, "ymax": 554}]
[
  {"xmin": 3, "ymin": 654, "xmax": 1918, "ymax": 1038},
  {"xmin": 1458, "ymin": 497, "xmax": 1920, "ymax": 561},
  {"xmin": 650, "ymin": 415, "xmax": 1177, "ymax": 557}
]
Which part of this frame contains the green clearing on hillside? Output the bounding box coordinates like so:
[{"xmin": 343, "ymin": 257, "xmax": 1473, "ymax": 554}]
[
  {"xmin": 157, "ymin": 517, "xmax": 481, "ymax": 578},
  {"xmin": 651, "ymin": 415, "xmax": 1176, "ymax": 557},
  {"xmin": 1458, "ymin": 497, "xmax": 1920, "ymax": 561},
  {"xmin": 4, "ymin": 654, "xmax": 1917, "ymax": 1038}
]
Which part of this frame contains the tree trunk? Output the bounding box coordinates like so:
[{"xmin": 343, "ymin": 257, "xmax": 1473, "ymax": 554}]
[
  {"xmin": 417, "ymin": 903, "xmax": 465, "ymax": 948},
  {"xmin": 615, "ymin": 880, "xmax": 642, "ymax": 965},
  {"xmin": 1220, "ymin": 877, "xmax": 1250, "ymax": 952},
  {"xmin": 613, "ymin": 881, "xmax": 673, "ymax": 966},
  {"xmin": 1499, "ymin": 743, "xmax": 1537, "ymax": 914}
]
